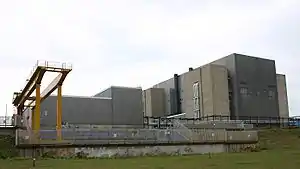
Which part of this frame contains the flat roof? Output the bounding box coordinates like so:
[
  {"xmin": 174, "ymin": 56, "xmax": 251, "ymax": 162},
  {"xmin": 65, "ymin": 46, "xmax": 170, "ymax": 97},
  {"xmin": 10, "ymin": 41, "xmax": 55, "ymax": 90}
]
[{"xmin": 50, "ymin": 95, "xmax": 112, "ymax": 100}]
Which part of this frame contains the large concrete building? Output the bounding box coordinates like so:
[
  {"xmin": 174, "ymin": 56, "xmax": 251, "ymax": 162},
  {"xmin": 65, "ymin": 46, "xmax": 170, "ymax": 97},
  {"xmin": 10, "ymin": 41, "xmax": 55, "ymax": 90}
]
[{"xmin": 144, "ymin": 53, "xmax": 289, "ymax": 120}]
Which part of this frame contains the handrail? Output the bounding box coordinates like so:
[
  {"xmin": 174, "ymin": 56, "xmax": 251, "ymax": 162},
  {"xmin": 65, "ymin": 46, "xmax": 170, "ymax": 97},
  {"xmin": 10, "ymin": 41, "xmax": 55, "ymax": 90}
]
[{"xmin": 172, "ymin": 119, "xmax": 194, "ymax": 141}]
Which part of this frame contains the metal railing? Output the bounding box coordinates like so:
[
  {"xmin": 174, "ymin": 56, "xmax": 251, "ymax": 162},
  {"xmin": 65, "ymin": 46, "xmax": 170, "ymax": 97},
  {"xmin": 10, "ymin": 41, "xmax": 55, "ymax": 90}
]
[
  {"xmin": 6, "ymin": 115, "xmax": 299, "ymax": 129},
  {"xmin": 28, "ymin": 60, "xmax": 72, "ymax": 80},
  {"xmin": 16, "ymin": 60, "xmax": 73, "ymax": 99},
  {"xmin": 144, "ymin": 115, "xmax": 299, "ymax": 129},
  {"xmin": 16, "ymin": 128, "xmax": 258, "ymax": 146},
  {"xmin": 172, "ymin": 119, "xmax": 194, "ymax": 141},
  {"xmin": 35, "ymin": 60, "xmax": 72, "ymax": 70},
  {"xmin": 0, "ymin": 116, "xmax": 13, "ymax": 127}
]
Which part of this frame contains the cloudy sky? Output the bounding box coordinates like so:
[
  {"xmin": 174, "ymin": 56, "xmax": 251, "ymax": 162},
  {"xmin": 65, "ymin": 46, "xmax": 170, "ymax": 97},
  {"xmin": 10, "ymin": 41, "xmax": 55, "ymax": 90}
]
[{"xmin": 0, "ymin": 0, "xmax": 299, "ymax": 116}]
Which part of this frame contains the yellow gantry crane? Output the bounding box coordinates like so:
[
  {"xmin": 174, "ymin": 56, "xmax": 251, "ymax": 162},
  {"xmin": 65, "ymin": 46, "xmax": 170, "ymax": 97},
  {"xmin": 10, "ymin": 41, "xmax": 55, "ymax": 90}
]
[{"xmin": 12, "ymin": 61, "xmax": 72, "ymax": 141}]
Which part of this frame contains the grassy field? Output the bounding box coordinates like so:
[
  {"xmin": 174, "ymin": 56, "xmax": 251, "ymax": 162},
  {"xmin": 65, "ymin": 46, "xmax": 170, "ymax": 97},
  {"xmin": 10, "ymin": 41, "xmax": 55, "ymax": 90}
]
[{"xmin": 0, "ymin": 129, "xmax": 300, "ymax": 169}]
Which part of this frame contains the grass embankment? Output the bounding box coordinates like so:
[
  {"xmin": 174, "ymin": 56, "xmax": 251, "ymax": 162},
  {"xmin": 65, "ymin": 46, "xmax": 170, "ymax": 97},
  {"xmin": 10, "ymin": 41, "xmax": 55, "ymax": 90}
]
[
  {"xmin": 0, "ymin": 135, "xmax": 17, "ymax": 159},
  {"xmin": 0, "ymin": 129, "xmax": 300, "ymax": 169}
]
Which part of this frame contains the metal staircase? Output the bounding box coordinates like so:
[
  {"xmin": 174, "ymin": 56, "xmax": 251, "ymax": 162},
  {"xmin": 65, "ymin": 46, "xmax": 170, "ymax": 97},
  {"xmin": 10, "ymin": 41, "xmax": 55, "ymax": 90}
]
[{"xmin": 171, "ymin": 119, "xmax": 194, "ymax": 141}]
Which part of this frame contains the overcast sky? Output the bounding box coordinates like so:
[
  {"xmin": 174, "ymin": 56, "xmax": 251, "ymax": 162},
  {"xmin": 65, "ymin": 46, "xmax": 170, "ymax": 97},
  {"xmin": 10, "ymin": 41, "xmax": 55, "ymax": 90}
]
[{"xmin": 0, "ymin": 0, "xmax": 299, "ymax": 117}]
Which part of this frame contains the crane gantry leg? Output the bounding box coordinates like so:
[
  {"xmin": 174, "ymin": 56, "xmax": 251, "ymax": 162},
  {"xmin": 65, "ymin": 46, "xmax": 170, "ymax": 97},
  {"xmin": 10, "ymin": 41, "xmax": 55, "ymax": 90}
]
[
  {"xmin": 56, "ymin": 85, "xmax": 62, "ymax": 140},
  {"xmin": 31, "ymin": 108, "xmax": 35, "ymax": 130},
  {"xmin": 12, "ymin": 61, "xmax": 72, "ymax": 145},
  {"xmin": 34, "ymin": 83, "xmax": 41, "ymax": 140}
]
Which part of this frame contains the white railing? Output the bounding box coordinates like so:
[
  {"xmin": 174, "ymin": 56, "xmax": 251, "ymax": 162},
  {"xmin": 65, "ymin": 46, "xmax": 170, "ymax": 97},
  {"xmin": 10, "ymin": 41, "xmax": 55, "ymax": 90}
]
[
  {"xmin": 26, "ymin": 60, "xmax": 72, "ymax": 82},
  {"xmin": 0, "ymin": 116, "xmax": 13, "ymax": 126},
  {"xmin": 17, "ymin": 60, "xmax": 72, "ymax": 95},
  {"xmin": 36, "ymin": 60, "xmax": 72, "ymax": 70},
  {"xmin": 172, "ymin": 119, "xmax": 194, "ymax": 141}
]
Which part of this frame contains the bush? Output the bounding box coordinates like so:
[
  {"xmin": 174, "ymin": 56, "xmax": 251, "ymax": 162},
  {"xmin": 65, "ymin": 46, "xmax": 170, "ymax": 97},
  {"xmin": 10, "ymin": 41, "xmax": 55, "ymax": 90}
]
[
  {"xmin": 76, "ymin": 151, "xmax": 88, "ymax": 159},
  {"xmin": 41, "ymin": 151, "xmax": 57, "ymax": 159}
]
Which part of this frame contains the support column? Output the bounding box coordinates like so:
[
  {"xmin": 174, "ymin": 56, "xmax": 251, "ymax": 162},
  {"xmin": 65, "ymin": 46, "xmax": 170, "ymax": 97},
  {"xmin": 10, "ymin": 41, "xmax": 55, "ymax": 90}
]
[
  {"xmin": 34, "ymin": 84, "xmax": 41, "ymax": 141},
  {"xmin": 31, "ymin": 109, "xmax": 35, "ymax": 130},
  {"xmin": 56, "ymin": 85, "xmax": 62, "ymax": 140}
]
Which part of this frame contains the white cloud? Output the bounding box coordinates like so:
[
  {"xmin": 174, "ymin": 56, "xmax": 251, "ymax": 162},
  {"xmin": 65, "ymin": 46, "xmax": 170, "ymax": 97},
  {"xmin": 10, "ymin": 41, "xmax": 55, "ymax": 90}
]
[{"xmin": 0, "ymin": 0, "xmax": 299, "ymax": 116}]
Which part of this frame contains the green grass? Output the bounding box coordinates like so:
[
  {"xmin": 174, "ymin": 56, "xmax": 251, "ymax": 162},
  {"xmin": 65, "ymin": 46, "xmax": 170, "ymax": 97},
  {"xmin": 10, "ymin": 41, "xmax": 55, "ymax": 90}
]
[{"xmin": 0, "ymin": 129, "xmax": 300, "ymax": 169}]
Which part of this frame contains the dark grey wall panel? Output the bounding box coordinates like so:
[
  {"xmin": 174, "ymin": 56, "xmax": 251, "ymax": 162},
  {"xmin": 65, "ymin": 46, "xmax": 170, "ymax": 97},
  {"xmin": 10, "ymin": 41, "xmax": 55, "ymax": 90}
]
[
  {"xmin": 111, "ymin": 87, "xmax": 143, "ymax": 125},
  {"xmin": 40, "ymin": 96, "xmax": 113, "ymax": 127},
  {"xmin": 235, "ymin": 54, "xmax": 279, "ymax": 118},
  {"xmin": 169, "ymin": 88, "xmax": 178, "ymax": 115},
  {"xmin": 212, "ymin": 53, "xmax": 279, "ymax": 119}
]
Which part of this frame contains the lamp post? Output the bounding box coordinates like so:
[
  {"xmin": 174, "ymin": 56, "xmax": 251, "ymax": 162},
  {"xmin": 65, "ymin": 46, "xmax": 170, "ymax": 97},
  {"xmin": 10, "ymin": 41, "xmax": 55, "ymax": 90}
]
[{"xmin": 5, "ymin": 104, "xmax": 7, "ymax": 126}]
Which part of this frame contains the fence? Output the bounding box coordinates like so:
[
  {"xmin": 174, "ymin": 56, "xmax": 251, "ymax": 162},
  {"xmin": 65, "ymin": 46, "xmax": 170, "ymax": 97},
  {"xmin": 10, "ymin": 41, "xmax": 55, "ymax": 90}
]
[
  {"xmin": 0, "ymin": 116, "xmax": 13, "ymax": 127},
  {"xmin": 143, "ymin": 115, "xmax": 300, "ymax": 129},
  {"xmin": 16, "ymin": 128, "xmax": 258, "ymax": 146},
  {"xmin": 4, "ymin": 115, "xmax": 299, "ymax": 129}
]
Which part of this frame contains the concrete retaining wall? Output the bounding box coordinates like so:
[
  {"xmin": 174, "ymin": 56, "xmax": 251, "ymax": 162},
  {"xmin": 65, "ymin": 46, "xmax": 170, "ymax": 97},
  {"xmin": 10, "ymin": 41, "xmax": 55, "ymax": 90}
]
[
  {"xmin": 18, "ymin": 143, "xmax": 257, "ymax": 158},
  {"xmin": 0, "ymin": 127, "xmax": 16, "ymax": 136},
  {"xmin": 16, "ymin": 128, "xmax": 258, "ymax": 145}
]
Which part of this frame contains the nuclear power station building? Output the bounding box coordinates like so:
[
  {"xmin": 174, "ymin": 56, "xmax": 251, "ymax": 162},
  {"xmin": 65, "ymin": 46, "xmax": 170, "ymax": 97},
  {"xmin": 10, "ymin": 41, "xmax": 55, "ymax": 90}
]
[
  {"xmin": 23, "ymin": 53, "xmax": 289, "ymax": 128},
  {"xmin": 143, "ymin": 53, "xmax": 289, "ymax": 121}
]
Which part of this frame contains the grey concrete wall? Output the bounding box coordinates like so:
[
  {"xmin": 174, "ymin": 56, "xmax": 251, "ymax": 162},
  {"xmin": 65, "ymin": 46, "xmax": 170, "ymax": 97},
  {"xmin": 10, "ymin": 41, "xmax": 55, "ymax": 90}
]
[
  {"xmin": 276, "ymin": 74, "xmax": 289, "ymax": 118},
  {"xmin": 150, "ymin": 64, "xmax": 230, "ymax": 118},
  {"xmin": 0, "ymin": 128, "xmax": 15, "ymax": 136},
  {"xmin": 179, "ymin": 68, "xmax": 202, "ymax": 118},
  {"xmin": 142, "ymin": 90, "xmax": 149, "ymax": 117},
  {"xmin": 201, "ymin": 65, "xmax": 214, "ymax": 117},
  {"xmin": 153, "ymin": 78, "xmax": 175, "ymax": 115},
  {"xmin": 19, "ymin": 143, "xmax": 257, "ymax": 158},
  {"xmin": 211, "ymin": 54, "xmax": 237, "ymax": 118},
  {"xmin": 210, "ymin": 65, "xmax": 230, "ymax": 117},
  {"xmin": 40, "ymin": 96, "xmax": 113, "ymax": 127},
  {"xmin": 74, "ymin": 144, "xmax": 226, "ymax": 157},
  {"xmin": 111, "ymin": 87, "xmax": 144, "ymax": 126},
  {"xmin": 143, "ymin": 88, "xmax": 165, "ymax": 117},
  {"xmin": 179, "ymin": 64, "xmax": 230, "ymax": 118}
]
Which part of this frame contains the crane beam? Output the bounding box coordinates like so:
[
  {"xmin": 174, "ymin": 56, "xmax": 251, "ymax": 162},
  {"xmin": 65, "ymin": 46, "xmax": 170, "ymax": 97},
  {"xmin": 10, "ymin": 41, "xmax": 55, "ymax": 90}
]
[
  {"xmin": 17, "ymin": 70, "xmax": 46, "ymax": 109},
  {"xmin": 12, "ymin": 67, "xmax": 44, "ymax": 106}
]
